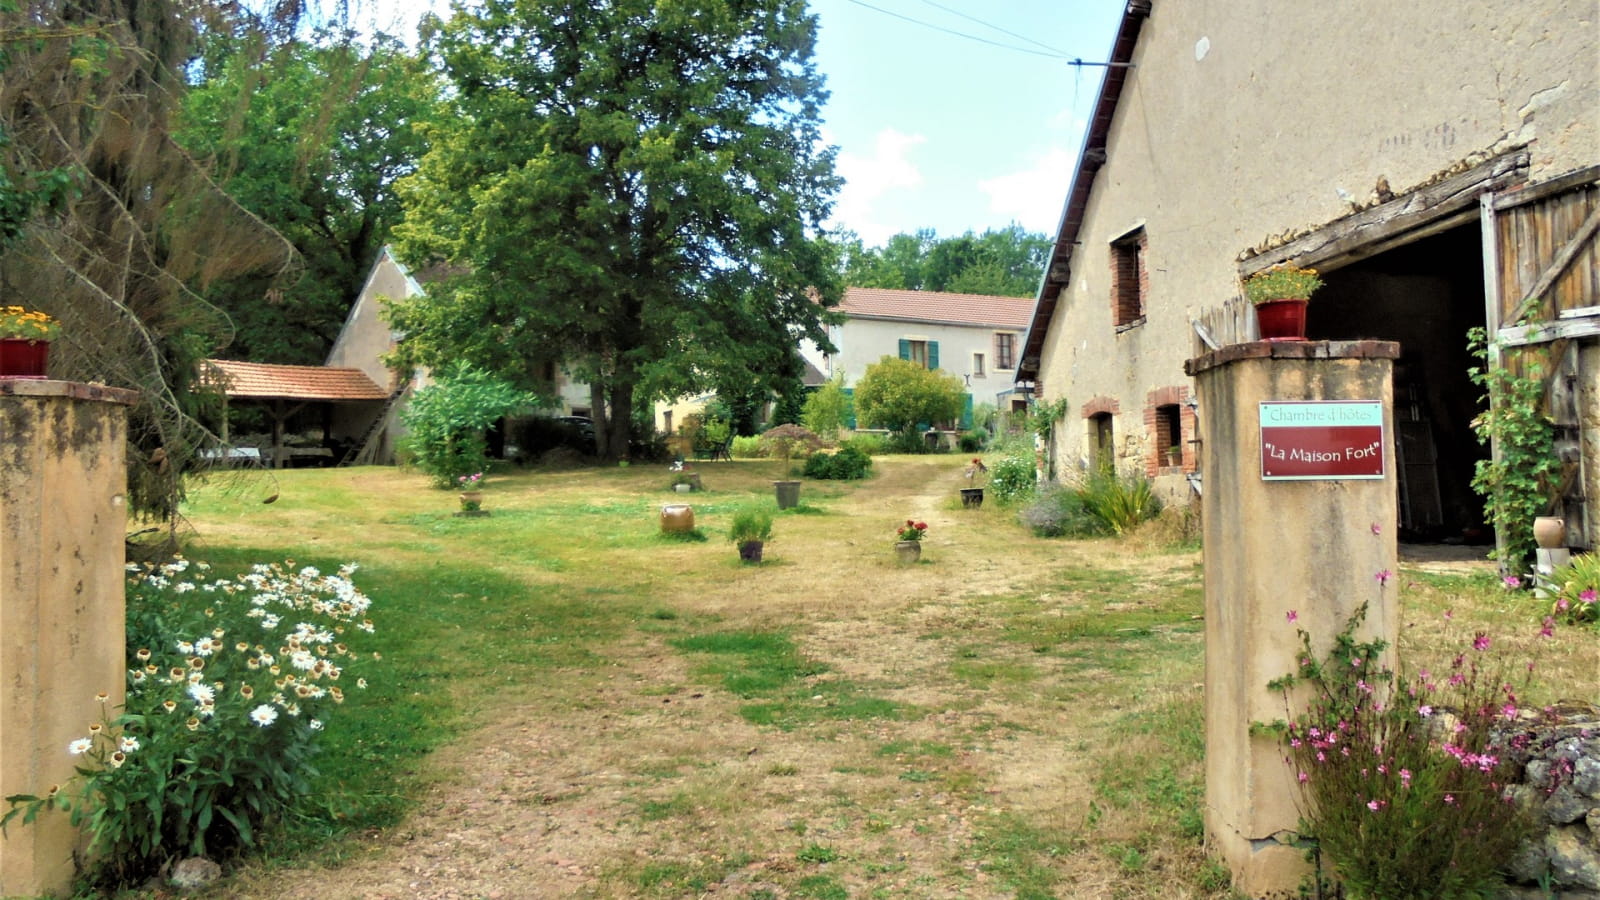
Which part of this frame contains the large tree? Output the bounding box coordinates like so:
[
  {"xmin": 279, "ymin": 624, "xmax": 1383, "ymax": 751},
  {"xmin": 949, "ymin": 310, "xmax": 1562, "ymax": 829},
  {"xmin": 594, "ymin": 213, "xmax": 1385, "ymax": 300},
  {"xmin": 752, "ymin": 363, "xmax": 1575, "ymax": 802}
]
[
  {"xmin": 387, "ymin": 0, "xmax": 843, "ymax": 460},
  {"xmin": 838, "ymin": 224, "xmax": 1049, "ymax": 297},
  {"xmin": 178, "ymin": 34, "xmax": 437, "ymax": 364}
]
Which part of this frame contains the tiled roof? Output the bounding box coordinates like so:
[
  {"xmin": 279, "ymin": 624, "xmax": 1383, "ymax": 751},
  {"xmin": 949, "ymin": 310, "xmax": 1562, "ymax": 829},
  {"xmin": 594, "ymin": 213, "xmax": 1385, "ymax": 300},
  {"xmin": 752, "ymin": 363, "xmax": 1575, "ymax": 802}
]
[
  {"xmin": 203, "ymin": 359, "xmax": 390, "ymax": 401},
  {"xmin": 839, "ymin": 287, "xmax": 1034, "ymax": 329}
]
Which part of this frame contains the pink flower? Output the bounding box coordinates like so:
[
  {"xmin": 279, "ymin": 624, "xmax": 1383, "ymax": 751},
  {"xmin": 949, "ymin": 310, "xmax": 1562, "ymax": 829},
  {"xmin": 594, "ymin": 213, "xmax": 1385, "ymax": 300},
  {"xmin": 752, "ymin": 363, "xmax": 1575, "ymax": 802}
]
[
  {"xmin": 1286, "ymin": 610, "xmax": 1298, "ymax": 624},
  {"xmin": 1400, "ymin": 768, "xmax": 1412, "ymax": 786},
  {"xmin": 1444, "ymin": 608, "xmax": 1454, "ymax": 620},
  {"xmin": 1582, "ymin": 589, "xmax": 1597, "ymax": 605},
  {"xmin": 1473, "ymin": 632, "xmax": 1491, "ymax": 651},
  {"xmin": 1540, "ymin": 617, "xmax": 1556, "ymax": 638},
  {"xmin": 1375, "ymin": 569, "xmax": 1393, "ymax": 586},
  {"xmin": 1418, "ymin": 705, "xmax": 1433, "ymax": 718},
  {"xmin": 1444, "ymin": 794, "xmax": 1456, "ymax": 805},
  {"xmin": 1367, "ymin": 799, "xmax": 1382, "ymax": 811},
  {"xmin": 1298, "ymin": 771, "xmax": 1309, "ymax": 784},
  {"xmin": 1558, "ymin": 597, "xmax": 1571, "ymax": 611},
  {"xmin": 1503, "ymin": 575, "xmax": 1523, "ymax": 589},
  {"xmin": 1371, "ymin": 522, "xmax": 1382, "ymax": 535},
  {"xmin": 1502, "ymin": 703, "xmax": 1518, "ymax": 719}
]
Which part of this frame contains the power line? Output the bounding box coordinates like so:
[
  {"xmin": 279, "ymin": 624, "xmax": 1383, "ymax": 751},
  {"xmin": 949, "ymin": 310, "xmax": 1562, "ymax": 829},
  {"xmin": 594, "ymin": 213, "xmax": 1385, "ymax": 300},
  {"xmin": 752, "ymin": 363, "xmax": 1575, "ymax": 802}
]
[
  {"xmin": 843, "ymin": 0, "xmax": 1073, "ymax": 60},
  {"xmin": 914, "ymin": 0, "xmax": 1070, "ymax": 58}
]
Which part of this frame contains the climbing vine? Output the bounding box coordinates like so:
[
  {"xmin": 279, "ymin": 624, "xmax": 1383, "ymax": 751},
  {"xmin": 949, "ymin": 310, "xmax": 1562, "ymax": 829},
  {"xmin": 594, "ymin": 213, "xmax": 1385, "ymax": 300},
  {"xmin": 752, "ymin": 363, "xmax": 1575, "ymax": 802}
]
[{"xmin": 1466, "ymin": 326, "xmax": 1558, "ymax": 572}]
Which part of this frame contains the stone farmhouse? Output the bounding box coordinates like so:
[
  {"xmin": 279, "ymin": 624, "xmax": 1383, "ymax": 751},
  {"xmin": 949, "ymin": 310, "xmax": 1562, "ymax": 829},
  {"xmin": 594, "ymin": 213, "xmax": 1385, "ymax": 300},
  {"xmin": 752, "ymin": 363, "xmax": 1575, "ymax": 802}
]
[
  {"xmin": 801, "ymin": 286, "xmax": 1035, "ymax": 431},
  {"xmin": 1017, "ymin": 0, "xmax": 1599, "ymax": 547}
]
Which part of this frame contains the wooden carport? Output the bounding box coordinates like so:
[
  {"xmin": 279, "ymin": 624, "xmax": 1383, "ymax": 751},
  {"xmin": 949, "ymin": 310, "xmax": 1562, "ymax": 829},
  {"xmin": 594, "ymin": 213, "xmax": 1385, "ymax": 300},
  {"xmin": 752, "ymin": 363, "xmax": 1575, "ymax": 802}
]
[{"xmin": 202, "ymin": 359, "xmax": 390, "ymax": 469}]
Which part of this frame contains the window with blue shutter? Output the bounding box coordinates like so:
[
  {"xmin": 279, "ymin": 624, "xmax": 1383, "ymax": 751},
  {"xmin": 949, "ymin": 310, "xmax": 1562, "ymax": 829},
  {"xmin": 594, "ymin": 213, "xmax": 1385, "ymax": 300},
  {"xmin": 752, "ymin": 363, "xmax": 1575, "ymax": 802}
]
[{"xmin": 928, "ymin": 341, "xmax": 939, "ymax": 371}]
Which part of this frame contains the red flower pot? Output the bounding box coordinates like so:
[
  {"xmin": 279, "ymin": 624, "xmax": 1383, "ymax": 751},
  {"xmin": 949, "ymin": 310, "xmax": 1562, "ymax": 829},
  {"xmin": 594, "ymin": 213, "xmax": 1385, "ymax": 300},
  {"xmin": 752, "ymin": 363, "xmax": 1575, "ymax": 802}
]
[
  {"xmin": 0, "ymin": 338, "xmax": 50, "ymax": 378},
  {"xmin": 1255, "ymin": 298, "xmax": 1308, "ymax": 341}
]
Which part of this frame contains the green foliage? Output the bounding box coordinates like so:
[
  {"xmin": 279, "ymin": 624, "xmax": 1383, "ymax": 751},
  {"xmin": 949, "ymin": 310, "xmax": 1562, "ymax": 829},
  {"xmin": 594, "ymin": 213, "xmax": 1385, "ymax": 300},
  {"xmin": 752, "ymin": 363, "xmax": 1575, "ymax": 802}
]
[
  {"xmin": 1029, "ymin": 397, "xmax": 1070, "ymax": 440},
  {"xmin": 802, "ymin": 445, "xmax": 872, "ymax": 480},
  {"xmin": 1545, "ymin": 552, "xmax": 1600, "ymax": 625},
  {"xmin": 834, "ymin": 224, "xmax": 1049, "ymax": 297},
  {"xmin": 729, "ymin": 435, "xmax": 764, "ymax": 458},
  {"xmin": 178, "ymin": 37, "xmax": 437, "ymax": 364},
  {"xmin": 1274, "ymin": 603, "xmax": 1536, "ymax": 900},
  {"xmin": 801, "ymin": 375, "xmax": 852, "ymax": 440},
  {"xmin": 957, "ymin": 430, "xmax": 987, "ymax": 452},
  {"xmin": 727, "ymin": 506, "xmax": 774, "ymax": 544},
  {"xmin": 1076, "ymin": 465, "xmax": 1161, "ymax": 535},
  {"xmin": 988, "ymin": 454, "xmax": 1038, "ymax": 505},
  {"xmin": 388, "ymin": 0, "xmax": 842, "ymax": 459},
  {"xmin": 1467, "ymin": 326, "xmax": 1559, "ymax": 571},
  {"xmin": 839, "ymin": 432, "xmax": 888, "ymax": 456},
  {"xmin": 3, "ymin": 559, "xmax": 377, "ymax": 885},
  {"xmin": 852, "ymin": 356, "xmax": 966, "ymax": 441},
  {"xmin": 758, "ymin": 423, "xmax": 824, "ymax": 462},
  {"xmin": 399, "ymin": 364, "xmax": 537, "ymax": 487}
]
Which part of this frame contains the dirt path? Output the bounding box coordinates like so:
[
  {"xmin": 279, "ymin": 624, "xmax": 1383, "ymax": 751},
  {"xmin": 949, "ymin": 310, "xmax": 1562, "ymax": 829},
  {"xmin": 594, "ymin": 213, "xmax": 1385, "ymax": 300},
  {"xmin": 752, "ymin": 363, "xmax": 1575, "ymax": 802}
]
[{"xmin": 219, "ymin": 458, "xmax": 1206, "ymax": 899}]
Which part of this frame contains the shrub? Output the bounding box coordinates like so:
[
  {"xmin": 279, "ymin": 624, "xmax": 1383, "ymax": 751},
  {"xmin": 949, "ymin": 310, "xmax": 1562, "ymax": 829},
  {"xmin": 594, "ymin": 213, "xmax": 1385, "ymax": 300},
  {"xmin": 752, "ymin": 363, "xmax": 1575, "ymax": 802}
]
[
  {"xmin": 758, "ymin": 423, "xmax": 823, "ymax": 461},
  {"xmin": 988, "ymin": 454, "xmax": 1037, "ymax": 505},
  {"xmin": 840, "ymin": 432, "xmax": 887, "ymax": 456},
  {"xmin": 852, "ymin": 357, "xmax": 965, "ymax": 446},
  {"xmin": 801, "ymin": 375, "xmax": 851, "ymax": 440},
  {"xmin": 730, "ymin": 435, "xmax": 764, "ymax": 458},
  {"xmin": 957, "ymin": 430, "xmax": 987, "ymax": 453},
  {"xmin": 1076, "ymin": 465, "xmax": 1161, "ymax": 535},
  {"xmin": 1271, "ymin": 602, "xmax": 1537, "ymax": 900},
  {"xmin": 728, "ymin": 506, "xmax": 774, "ymax": 544},
  {"xmin": 1018, "ymin": 485, "xmax": 1106, "ymax": 538},
  {"xmin": 803, "ymin": 445, "xmax": 872, "ymax": 480},
  {"xmin": 399, "ymin": 364, "xmax": 537, "ymax": 487},
  {"xmin": 4, "ymin": 559, "xmax": 377, "ymax": 885}
]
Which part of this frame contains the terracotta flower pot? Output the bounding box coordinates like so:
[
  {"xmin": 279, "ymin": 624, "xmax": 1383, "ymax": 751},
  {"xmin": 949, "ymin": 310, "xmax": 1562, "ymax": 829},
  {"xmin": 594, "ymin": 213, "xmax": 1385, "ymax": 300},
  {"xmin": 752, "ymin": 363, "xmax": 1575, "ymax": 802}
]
[
  {"xmin": 660, "ymin": 504, "xmax": 695, "ymax": 534},
  {"xmin": 0, "ymin": 338, "xmax": 49, "ymax": 378},
  {"xmin": 1255, "ymin": 298, "xmax": 1308, "ymax": 341},
  {"xmin": 1534, "ymin": 516, "xmax": 1567, "ymax": 549}
]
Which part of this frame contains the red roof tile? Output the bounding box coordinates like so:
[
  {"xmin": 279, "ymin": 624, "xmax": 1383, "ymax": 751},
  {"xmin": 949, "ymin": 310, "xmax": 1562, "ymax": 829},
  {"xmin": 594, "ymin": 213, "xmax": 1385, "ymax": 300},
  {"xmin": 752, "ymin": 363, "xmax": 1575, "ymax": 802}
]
[
  {"xmin": 839, "ymin": 288, "xmax": 1034, "ymax": 329},
  {"xmin": 203, "ymin": 359, "xmax": 389, "ymax": 401}
]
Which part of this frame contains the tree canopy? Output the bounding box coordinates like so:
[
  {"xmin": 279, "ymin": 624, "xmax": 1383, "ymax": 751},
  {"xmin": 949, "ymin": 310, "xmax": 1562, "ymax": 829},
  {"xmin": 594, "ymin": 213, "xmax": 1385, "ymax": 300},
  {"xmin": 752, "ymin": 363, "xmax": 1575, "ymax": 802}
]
[
  {"xmin": 387, "ymin": 0, "xmax": 843, "ymax": 460},
  {"xmin": 836, "ymin": 224, "xmax": 1049, "ymax": 297},
  {"xmin": 853, "ymin": 356, "xmax": 966, "ymax": 444},
  {"xmin": 178, "ymin": 34, "xmax": 437, "ymax": 365}
]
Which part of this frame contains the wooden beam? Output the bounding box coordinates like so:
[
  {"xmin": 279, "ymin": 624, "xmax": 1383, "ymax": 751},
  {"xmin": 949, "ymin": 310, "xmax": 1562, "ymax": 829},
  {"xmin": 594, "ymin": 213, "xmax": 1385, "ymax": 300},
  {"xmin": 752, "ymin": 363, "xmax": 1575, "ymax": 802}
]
[
  {"xmin": 1240, "ymin": 151, "xmax": 1530, "ymax": 276},
  {"xmin": 1491, "ymin": 164, "xmax": 1600, "ymax": 211},
  {"xmin": 1480, "ymin": 192, "xmax": 1508, "ymax": 571},
  {"xmin": 1495, "ymin": 315, "xmax": 1600, "ymax": 348}
]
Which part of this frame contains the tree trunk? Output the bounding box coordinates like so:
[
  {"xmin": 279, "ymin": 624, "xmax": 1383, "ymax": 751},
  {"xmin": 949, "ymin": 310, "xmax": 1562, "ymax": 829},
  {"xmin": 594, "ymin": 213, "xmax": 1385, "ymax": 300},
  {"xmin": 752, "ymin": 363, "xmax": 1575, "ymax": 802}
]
[
  {"xmin": 604, "ymin": 379, "xmax": 634, "ymax": 462},
  {"xmin": 590, "ymin": 380, "xmax": 610, "ymax": 459}
]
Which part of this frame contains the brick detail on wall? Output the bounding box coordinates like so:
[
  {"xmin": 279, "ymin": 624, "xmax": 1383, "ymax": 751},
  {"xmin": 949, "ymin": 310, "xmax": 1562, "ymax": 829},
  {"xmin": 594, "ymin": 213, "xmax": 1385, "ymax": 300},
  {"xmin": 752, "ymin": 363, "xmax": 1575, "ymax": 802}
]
[
  {"xmin": 1110, "ymin": 228, "xmax": 1148, "ymax": 328},
  {"xmin": 1081, "ymin": 396, "xmax": 1120, "ymax": 418},
  {"xmin": 1143, "ymin": 385, "xmax": 1196, "ymax": 477}
]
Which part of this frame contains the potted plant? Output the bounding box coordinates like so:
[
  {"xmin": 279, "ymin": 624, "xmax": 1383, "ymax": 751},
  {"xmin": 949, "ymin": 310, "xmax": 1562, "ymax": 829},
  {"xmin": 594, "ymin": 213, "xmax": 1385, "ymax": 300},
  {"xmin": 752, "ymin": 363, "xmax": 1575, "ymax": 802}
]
[
  {"xmin": 728, "ymin": 505, "xmax": 773, "ymax": 563},
  {"xmin": 895, "ymin": 518, "xmax": 927, "ymax": 563},
  {"xmin": 0, "ymin": 305, "xmax": 61, "ymax": 379},
  {"xmin": 668, "ymin": 460, "xmax": 701, "ymax": 492},
  {"xmin": 1165, "ymin": 445, "xmax": 1182, "ymax": 468},
  {"xmin": 961, "ymin": 458, "xmax": 988, "ymax": 508},
  {"xmin": 1243, "ymin": 264, "xmax": 1323, "ymax": 341},
  {"xmin": 456, "ymin": 472, "xmax": 488, "ymax": 515},
  {"xmin": 761, "ymin": 424, "xmax": 822, "ymax": 509}
]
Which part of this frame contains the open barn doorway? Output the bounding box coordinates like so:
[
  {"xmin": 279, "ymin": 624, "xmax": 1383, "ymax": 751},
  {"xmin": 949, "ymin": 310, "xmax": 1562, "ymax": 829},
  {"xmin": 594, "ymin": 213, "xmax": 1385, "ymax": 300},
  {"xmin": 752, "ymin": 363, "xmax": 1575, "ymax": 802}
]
[{"xmin": 1306, "ymin": 224, "xmax": 1491, "ymax": 545}]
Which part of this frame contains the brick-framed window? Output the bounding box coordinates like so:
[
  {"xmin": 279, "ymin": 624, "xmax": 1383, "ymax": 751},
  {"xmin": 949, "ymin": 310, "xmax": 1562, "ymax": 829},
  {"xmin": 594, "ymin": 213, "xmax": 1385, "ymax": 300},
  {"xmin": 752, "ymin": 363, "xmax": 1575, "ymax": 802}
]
[
  {"xmin": 1143, "ymin": 386, "xmax": 1194, "ymax": 476},
  {"xmin": 1082, "ymin": 396, "xmax": 1120, "ymax": 469},
  {"xmin": 1110, "ymin": 227, "xmax": 1148, "ymax": 328},
  {"xmin": 994, "ymin": 332, "xmax": 1017, "ymax": 370}
]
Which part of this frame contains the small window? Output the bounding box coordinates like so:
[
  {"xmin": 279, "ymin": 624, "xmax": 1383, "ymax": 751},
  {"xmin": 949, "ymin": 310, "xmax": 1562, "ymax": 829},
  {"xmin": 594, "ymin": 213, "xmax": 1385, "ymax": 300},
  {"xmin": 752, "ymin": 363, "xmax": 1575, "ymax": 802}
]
[
  {"xmin": 908, "ymin": 340, "xmax": 928, "ymax": 367},
  {"xmin": 972, "ymin": 353, "xmax": 986, "ymax": 378},
  {"xmin": 1155, "ymin": 403, "xmax": 1182, "ymax": 467},
  {"xmin": 995, "ymin": 333, "xmax": 1016, "ymax": 370},
  {"xmin": 1111, "ymin": 228, "xmax": 1147, "ymax": 327},
  {"xmin": 1090, "ymin": 412, "xmax": 1114, "ymax": 468},
  {"xmin": 899, "ymin": 338, "xmax": 938, "ymax": 369}
]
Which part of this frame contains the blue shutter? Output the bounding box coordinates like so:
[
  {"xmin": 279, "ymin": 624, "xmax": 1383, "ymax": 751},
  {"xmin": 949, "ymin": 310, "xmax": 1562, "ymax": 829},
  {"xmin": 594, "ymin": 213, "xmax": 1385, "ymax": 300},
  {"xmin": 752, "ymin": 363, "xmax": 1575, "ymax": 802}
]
[
  {"xmin": 928, "ymin": 341, "xmax": 940, "ymax": 371},
  {"xmin": 961, "ymin": 393, "xmax": 973, "ymax": 430},
  {"xmin": 843, "ymin": 387, "xmax": 856, "ymax": 429},
  {"xmin": 898, "ymin": 339, "xmax": 910, "ymax": 360}
]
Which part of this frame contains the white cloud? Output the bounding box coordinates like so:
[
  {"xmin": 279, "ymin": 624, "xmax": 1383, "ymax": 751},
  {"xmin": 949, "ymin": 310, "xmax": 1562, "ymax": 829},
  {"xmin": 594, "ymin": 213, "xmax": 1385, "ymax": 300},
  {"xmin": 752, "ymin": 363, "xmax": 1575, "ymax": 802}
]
[
  {"xmin": 830, "ymin": 128, "xmax": 926, "ymax": 246},
  {"xmin": 977, "ymin": 147, "xmax": 1076, "ymax": 234}
]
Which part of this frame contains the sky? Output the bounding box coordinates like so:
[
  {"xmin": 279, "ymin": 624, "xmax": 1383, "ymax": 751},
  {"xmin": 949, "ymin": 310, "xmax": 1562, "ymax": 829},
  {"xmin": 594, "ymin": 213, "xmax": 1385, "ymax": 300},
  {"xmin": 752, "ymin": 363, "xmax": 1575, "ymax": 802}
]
[
  {"xmin": 361, "ymin": 0, "xmax": 1127, "ymax": 248},
  {"xmin": 808, "ymin": 0, "xmax": 1125, "ymax": 246}
]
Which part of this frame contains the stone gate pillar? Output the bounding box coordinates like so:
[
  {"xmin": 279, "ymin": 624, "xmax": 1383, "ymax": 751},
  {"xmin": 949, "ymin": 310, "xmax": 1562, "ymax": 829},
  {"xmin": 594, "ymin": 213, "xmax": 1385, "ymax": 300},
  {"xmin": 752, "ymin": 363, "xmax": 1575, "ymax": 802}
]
[
  {"xmin": 1185, "ymin": 341, "xmax": 1399, "ymax": 897},
  {"xmin": 1, "ymin": 380, "xmax": 136, "ymax": 897}
]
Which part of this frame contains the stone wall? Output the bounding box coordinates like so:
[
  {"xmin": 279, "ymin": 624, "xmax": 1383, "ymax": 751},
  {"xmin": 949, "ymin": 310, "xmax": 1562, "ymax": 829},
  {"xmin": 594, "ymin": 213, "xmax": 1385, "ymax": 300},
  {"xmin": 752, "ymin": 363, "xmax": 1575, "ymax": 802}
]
[{"xmin": 1503, "ymin": 704, "xmax": 1600, "ymax": 899}]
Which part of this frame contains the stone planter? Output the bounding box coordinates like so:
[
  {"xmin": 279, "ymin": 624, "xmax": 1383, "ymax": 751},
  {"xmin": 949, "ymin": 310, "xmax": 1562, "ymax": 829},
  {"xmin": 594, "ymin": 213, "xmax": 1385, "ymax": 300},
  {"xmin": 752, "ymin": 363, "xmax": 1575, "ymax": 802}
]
[
  {"xmin": 895, "ymin": 540, "xmax": 922, "ymax": 564},
  {"xmin": 773, "ymin": 480, "xmax": 801, "ymax": 510},
  {"xmin": 960, "ymin": 487, "xmax": 985, "ymax": 509},
  {"xmin": 673, "ymin": 482, "xmax": 692, "ymax": 493}
]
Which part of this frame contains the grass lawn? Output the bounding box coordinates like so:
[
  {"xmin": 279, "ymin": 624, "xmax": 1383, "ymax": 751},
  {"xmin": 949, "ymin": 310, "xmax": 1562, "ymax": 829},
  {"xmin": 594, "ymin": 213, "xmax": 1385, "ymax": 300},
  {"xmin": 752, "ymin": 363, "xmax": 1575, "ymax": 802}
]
[{"xmin": 163, "ymin": 455, "xmax": 1589, "ymax": 899}]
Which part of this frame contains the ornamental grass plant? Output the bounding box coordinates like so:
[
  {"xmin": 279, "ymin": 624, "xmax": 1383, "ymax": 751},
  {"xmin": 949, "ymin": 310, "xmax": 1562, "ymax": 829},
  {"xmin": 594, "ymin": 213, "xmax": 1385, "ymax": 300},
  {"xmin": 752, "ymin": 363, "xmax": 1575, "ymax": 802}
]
[{"xmin": 1272, "ymin": 601, "xmax": 1538, "ymax": 900}]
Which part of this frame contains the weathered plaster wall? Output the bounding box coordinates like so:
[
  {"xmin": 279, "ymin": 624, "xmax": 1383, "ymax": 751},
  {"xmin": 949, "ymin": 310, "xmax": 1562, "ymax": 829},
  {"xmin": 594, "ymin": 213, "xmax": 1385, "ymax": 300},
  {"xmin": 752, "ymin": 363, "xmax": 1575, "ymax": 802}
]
[
  {"xmin": 0, "ymin": 382, "xmax": 134, "ymax": 897},
  {"xmin": 1036, "ymin": 0, "xmax": 1597, "ymax": 494}
]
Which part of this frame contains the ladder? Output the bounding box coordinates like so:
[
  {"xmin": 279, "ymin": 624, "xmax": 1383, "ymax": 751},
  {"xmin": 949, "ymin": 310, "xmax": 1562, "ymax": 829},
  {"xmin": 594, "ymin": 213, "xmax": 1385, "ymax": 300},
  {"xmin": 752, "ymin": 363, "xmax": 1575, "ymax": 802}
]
[{"xmin": 340, "ymin": 388, "xmax": 405, "ymax": 467}]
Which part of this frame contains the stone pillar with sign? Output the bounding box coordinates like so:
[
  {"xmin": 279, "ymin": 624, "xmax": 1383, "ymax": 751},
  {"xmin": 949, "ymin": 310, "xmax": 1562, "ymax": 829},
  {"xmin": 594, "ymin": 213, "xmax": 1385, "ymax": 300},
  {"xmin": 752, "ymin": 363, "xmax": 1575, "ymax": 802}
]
[{"xmin": 1184, "ymin": 341, "xmax": 1399, "ymax": 897}]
